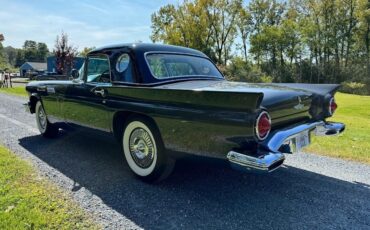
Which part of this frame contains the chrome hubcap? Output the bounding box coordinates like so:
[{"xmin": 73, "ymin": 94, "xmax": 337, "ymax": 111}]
[
  {"xmin": 38, "ymin": 106, "xmax": 47, "ymax": 131},
  {"xmin": 129, "ymin": 128, "xmax": 155, "ymax": 168}
]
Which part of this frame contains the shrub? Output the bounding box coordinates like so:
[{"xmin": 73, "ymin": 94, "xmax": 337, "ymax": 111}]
[{"xmin": 340, "ymin": 81, "xmax": 368, "ymax": 95}]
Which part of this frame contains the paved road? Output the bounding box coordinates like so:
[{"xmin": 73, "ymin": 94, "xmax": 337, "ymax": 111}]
[{"xmin": 0, "ymin": 93, "xmax": 369, "ymax": 230}]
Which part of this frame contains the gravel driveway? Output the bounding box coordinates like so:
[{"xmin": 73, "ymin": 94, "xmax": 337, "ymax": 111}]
[{"xmin": 0, "ymin": 93, "xmax": 369, "ymax": 229}]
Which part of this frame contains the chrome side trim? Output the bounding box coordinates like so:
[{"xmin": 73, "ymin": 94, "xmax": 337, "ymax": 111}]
[{"xmin": 227, "ymin": 151, "xmax": 285, "ymax": 172}]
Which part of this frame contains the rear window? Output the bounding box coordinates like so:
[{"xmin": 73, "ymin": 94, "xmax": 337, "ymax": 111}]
[{"xmin": 145, "ymin": 53, "xmax": 223, "ymax": 79}]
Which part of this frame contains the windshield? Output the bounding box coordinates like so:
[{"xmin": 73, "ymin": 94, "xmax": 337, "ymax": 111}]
[{"xmin": 145, "ymin": 53, "xmax": 223, "ymax": 80}]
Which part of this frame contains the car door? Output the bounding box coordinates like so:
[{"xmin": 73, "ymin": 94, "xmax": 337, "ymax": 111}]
[
  {"xmin": 40, "ymin": 82, "xmax": 66, "ymax": 123},
  {"xmin": 63, "ymin": 54, "xmax": 112, "ymax": 131}
]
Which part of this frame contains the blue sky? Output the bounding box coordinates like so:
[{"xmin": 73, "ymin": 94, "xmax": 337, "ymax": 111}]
[{"xmin": 0, "ymin": 0, "xmax": 178, "ymax": 50}]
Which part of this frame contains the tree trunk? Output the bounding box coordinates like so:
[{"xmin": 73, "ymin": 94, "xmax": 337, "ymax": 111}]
[
  {"xmin": 243, "ymin": 40, "xmax": 248, "ymax": 61},
  {"xmin": 310, "ymin": 52, "xmax": 313, "ymax": 83},
  {"xmin": 366, "ymin": 24, "xmax": 370, "ymax": 77},
  {"xmin": 345, "ymin": 0, "xmax": 356, "ymax": 67}
]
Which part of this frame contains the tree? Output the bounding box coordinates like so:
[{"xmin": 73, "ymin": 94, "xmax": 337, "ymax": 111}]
[
  {"xmin": 15, "ymin": 49, "xmax": 25, "ymax": 67},
  {"xmin": 207, "ymin": 0, "xmax": 242, "ymax": 65},
  {"xmin": 151, "ymin": 0, "xmax": 242, "ymax": 65},
  {"xmin": 0, "ymin": 34, "xmax": 6, "ymax": 69},
  {"xmin": 79, "ymin": 47, "xmax": 95, "ymax": 57},
  {"xmin": 0, "ymin": 35, "xmax": 16, "ymax": 72},
  {"xmin": 249, "ymin": 0, "xmax": 285, "ymax": 66},
  {"xmin": 151, "ymin": 0, "xmax": 216, "ymax": 58},
  {"xmin": 22, "ymin": 41, "xmax": 49, "ymax": 62},
  {"xmin": 3, "ymin": 46, "xmax": 17, "ymax": 66},
  {"xmin": 356, "ymin": 0, "xmax": 370, "ymax": 76},
  {"xmin": 53, "ymin": 32, "xmax": 77, "ymax": 75},
  {"xmin": 148, "ymin": 0, "xmax": 370, "ymax": 93},
  {"xmin": 23, "ymin": 40, "xmax": 38, "ymax": 62},
  {"xmin": 237, "ymin": 7, "xmax": 253, "ymax": 61},
  {"xmin": 36, "ymin": 42, "xmax": 49, "ymax": 61}
]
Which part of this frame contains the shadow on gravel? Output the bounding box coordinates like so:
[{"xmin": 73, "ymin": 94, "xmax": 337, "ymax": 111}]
[{"xmin": 19, "ymin": 129, "xmax": 370, "ymax": 229}]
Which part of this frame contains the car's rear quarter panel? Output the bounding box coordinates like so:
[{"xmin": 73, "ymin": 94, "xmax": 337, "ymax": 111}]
[{"xmin": 106, "ymin": 86, "xmax": 262, "ymax": 158}]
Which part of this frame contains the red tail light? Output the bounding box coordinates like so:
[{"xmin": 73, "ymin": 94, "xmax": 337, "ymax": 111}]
[
  {"xmin": 329, "ymin": 98, "xmax": 337, "ymax": 115},
  {"xmin": 255, "ymin": 111, "xmax": 271, "ymax": 140}
]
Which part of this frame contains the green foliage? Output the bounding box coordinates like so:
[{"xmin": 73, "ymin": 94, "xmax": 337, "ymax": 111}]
[
  {"xmin": 223, "ymin": 56, "xmax": 273, "ymax": 82},
  {"xmin": 151, "ymin": 0, "xmax": 242, "ymax": 64},
  {"xmin": 0, "ymin": 34, "xmax": 49, "ymax": 70},
  {"xmin": 150, "ymin": 0, "xmax": 370, "ymax": 94},
  {"xmin": 0, "ymin": 145, "xmax": 98, "ymax": 229},
  {"xmin": 15, "ymin": 49, "xmax": 25, "ymax": 67},
  {"xmin": 341, "ymin": 81, "xmax": 368, "ymax": 95},
  {"xmin": 22, "ymin": 40, "xmax": 49, "ymax": 62},
  {"xmin": 79, "ymin": 47, "xmax": 96, "ymax": 57},
  {"xmin": 0, "ymin": 42, "xmax": 16, "ymax": 71},
  {"xmin": 3, "ymin": 46, "xmax": 17, "ymax": 66},
  {"xmin": 237, "ymin": 7, "xmax": 253, "ymax": 61},
  {"xmin": 151, "ymin": 2, "xmax": 214, "ymax": 56}
]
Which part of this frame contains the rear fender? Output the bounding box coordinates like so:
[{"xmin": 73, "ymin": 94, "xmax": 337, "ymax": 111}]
[
  {"xmin": 28, "ymin": 93, "xmax": 41, "ymax": 114},
  {"xmin": 274, "ymin": 83, "xmax": 340, "ymax": 120}
]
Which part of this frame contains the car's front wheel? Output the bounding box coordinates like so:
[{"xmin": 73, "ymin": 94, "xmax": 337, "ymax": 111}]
[
  {"xmin": 122, "ymin": 117, "xmax": 175, "ymax": 182},
  {"xmin": 35, "ymin": 101, "xmax": 58, "ymax": 138}
]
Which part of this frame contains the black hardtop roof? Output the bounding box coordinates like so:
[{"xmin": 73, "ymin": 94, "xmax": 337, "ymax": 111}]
[{"xmin": 89, "ymin": 43, "xmax": 207, "ymax": 58}]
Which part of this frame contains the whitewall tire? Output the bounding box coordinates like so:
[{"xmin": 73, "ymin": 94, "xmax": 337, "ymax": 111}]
[
  {"xmin": 122, "ymin": 117, "xmax": 175, "ymax": 182},
  {"xmin": 35, "ymin": 101, "xmax": 58, "ymax": 138}
]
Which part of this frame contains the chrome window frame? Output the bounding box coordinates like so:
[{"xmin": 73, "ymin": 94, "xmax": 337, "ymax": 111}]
[
  {"xmin": 115, "ymin": 53, "xmax": 130, "ymax": 73},
  {"xmin": 84, "ymin": 53, "xmax": 112, "ymax": 83}
]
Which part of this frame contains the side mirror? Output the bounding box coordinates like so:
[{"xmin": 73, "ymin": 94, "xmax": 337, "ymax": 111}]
[{"xmin": 71, "ymin": 69, "xmax": 79, "ymax": 79}]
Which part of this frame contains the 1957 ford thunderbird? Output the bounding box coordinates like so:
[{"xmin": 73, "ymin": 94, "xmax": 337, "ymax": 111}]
[{"xmin": 25, "ymin": 43, "xmax": 345, "ymax": 182}]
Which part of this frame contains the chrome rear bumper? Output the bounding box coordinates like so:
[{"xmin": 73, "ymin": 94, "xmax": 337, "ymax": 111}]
[
  {"xmin": 227, "ymin": 151, "xmax": 285, "ymax": 172},
  {"xmin": 227, "ymin": 121, "xmax": 345, "ymax": 173}
]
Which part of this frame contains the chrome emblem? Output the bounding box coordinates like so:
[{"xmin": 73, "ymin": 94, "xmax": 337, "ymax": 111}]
[
  {"xmin": 294, "ymin": 96, "xmax": 304, "ymax": 110},
  {"xmin": 47, "ymin": 87, "xmax": 55, "ymax": 94}
]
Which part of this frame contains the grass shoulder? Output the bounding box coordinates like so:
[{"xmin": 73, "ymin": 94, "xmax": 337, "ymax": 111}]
[
  {"xmin": 0, "ymin": 145, "xmax": 99, "ymax": 229},
  {"xmin": 0, "ymin": 86, "xmax": 28, "ymax": 97},
  {"xmin": 305, "ymin": 93, "xmax": 370, "ymax": 164}
]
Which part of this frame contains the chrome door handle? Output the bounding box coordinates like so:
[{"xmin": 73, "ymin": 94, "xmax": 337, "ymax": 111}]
[{"xmin": 93, "ymin": 89, "xmax": 106, "ymax": 97}]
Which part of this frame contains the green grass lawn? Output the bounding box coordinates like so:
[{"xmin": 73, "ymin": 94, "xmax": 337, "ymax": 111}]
[
  {"xmin": 305, "ymin": 93, "xmax": 370, "ymax": 164},
  {"xmin": 0, "ymin": 86, "xmax": 28, "ymax": 97},
  {"xmin": 0, "ymin": 145, "xmax": 98, "ymax": 229}
]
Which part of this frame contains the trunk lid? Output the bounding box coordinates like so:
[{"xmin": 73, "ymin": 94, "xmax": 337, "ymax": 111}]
[
  {"xmin": 157, "ymin": 80, "xmax": 338, "ymax": 127},
  {"xmin": 198, "ymin": 81, "xmax": 314, "ymax": 126}
]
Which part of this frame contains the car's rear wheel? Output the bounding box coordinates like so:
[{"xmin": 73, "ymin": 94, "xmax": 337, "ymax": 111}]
[
  {"xmin": 35, "ymin": 101, "xmax": 58, "ymax": 138},
  {"xmin": 122, "ymin": 117, "xmax": 175, "ymax": 182}
]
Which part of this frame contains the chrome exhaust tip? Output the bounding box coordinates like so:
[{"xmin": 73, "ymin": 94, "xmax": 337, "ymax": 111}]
[{"xmin": 227, "ymin": 151, "xmax": 285, "ymax": 173}]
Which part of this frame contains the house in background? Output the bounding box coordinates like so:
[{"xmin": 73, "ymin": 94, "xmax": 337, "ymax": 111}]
[
  {"xmin": 19, "ymin": 62, "xmax": 47, "ymax": 77},
  {"xmin": 46, "ymin": 56, "xmax": 85, "ymax": 74}
]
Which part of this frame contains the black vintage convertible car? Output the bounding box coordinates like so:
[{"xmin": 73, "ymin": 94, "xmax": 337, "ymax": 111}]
[{"xmin": 25, "ymin": 43, "xmax": 345, "ymax": 182}]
